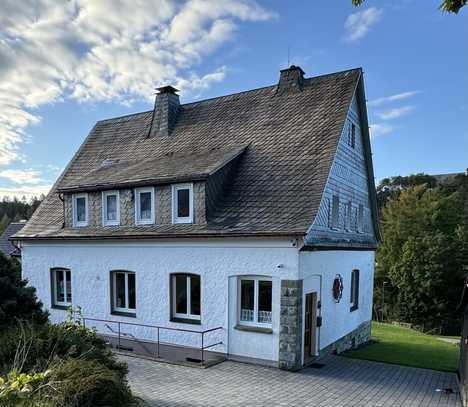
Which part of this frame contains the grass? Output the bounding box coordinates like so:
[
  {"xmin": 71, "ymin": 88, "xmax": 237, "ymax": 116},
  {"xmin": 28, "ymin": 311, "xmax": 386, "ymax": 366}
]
[{"xmin": 344, "ymin": 322, "xmax": 460, "ymax": 372}]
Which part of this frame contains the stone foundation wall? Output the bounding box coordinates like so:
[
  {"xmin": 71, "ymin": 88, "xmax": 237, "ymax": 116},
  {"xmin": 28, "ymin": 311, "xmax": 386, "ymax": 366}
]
[
  {"xmin": 320, "ymin": 320, "xmax": 371, "ymax": 356},
  {"xmin": 278, "ymin": 279, "xmax": 303, "ymax": 371}
]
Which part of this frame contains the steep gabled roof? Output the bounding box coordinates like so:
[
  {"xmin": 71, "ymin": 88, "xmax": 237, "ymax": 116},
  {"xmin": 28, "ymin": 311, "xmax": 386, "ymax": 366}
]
[{"xmin": 15, "ymin": 68, "xmax": 363, "ymax": 240}]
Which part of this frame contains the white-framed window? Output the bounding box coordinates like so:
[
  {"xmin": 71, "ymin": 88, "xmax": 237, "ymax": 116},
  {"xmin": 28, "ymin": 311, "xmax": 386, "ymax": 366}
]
[
  {"xmin": 135, "ymin": 187, "xmax": 155, "ymax": 225},
  {"xmin": 51, "ymin": 268, "xmax": 72, "ymax": 308},
  {"xmin": 111, "ymin": 271, "xmax": 136, "ymax": 315},
  {"xmin": 330, "ymin": 195, "xmax": 340, "ymax": 229},
  {"xmin": 238, "ymin": 277, "xmax": 272, "ymax": 327},
  {"xmin": 171, "ymin": 183, "xmax": 193, "ymax": 224},
  {"xmin": 357, "ymin": 204, "xmax": 364, "ymax": 233},
  {"xmin": 171, "ymin": 274, "xmax": 201, "ymax": 321},
  {"xmin": 72, "ymin": 193, "xmax": 88, "ymax": 227},
  {"xmin": 102, "ymin": 190, "xmax": 120, "ymax": 226},
  {"xmin": 350, "ymin": 269, "xmax": 360, "ymax": 311}
]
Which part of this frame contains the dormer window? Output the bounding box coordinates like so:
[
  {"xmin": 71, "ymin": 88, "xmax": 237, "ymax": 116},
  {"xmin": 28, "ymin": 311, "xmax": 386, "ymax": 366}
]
[
  {"xmin": 172, "ymin": 183, "xmax": 193, "ymax": 224},
  {"xmin": 72, "ymin": 193, "xmax": 88, "ymax": 227},
  {"xmin": 135, "ymin": 187, "xmax": 155, "ymax": 225},
  {"xmin": 102, "ymin": 190, "xmax": 120, "ymax": 226}
]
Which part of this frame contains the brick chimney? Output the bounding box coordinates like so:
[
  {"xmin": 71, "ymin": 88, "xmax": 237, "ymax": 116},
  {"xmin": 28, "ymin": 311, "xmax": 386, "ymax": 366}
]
[
  {"xmin": 148, "ymin": 85, "xmax": 180, "ymax": 137},
  {"xmin": 277, "ymin": 65, "xmax": 305, "ymax": 94}
]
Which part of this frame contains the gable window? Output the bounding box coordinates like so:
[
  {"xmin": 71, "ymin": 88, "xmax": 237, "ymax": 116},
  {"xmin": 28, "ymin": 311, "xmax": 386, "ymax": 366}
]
[
  {"xmin": 330, "ymin": 195, "xmax": 340, "ymax": 229},
  {"xmin": 135, "ymin": 187, "xmax": 154, "ymax": 225},
  {"xmin": 357, "ymin": 204, "xmax": 364, "ymax": 233},
  {"xmin": 72, "ymin": 193, "xmax": 88, "ymax": 227},
  {"xmin": 102, "ymin": 191, "xmax": 120, "ymax": 226},
  {"xmin": 350, "ymin": 269, "xmax": 360, "ymax": 311},
  {"xmin": 238, "ymin": 277, "xmax": 272, "ymax": 327},
  {"xmin": 172, "ymin": 184, "xmax": 193, "ymax": 224},
  {"xmin": 51, "ymin": 268, "xmax": 72, "ymax": 308},
  {"xmin": 347, "ymin": 121, "xmax": 356, "ymax": 149},
  {"xmin": 171, "ymin": 274, "xmax": 201, "ymax": 323},
  {"xmin": 111, "ymin": 271, "xmax": 136, "ymax": 316}
]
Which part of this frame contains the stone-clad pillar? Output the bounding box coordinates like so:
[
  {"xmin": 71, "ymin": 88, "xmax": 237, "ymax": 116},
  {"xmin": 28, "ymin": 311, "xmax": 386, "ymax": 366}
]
[{"xmin": 278, "ymin": 280, "xmax": 303, "ymax": 371}]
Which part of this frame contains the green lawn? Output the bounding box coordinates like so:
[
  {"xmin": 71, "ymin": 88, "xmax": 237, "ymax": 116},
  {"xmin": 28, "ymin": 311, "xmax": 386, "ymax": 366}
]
[{"xmin": 344, "ymin": 322, "xmax": 460, "ymax": 372}]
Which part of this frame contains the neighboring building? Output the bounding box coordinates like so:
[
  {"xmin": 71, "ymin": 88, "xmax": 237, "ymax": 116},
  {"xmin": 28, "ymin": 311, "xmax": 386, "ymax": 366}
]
[
  {"xmin": 0, "ymin": 221, "xmax": 25, "ymax": 260},
  {"xmin": 14, "ymin": 66, "xmax": 380, "ymax": 370}
]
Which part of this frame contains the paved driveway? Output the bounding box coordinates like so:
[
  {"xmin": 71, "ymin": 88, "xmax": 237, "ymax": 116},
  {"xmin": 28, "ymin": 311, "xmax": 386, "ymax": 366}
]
[{"xmin": 121, "ymin": 354, "xmax": 460, "ymax": 407}]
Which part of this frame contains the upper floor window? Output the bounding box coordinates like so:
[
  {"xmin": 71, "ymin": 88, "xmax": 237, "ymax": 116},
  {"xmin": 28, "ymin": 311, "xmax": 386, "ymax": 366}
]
[
  {"xmin": 357, "ymin": 204, "xmax": 364, "ymax": 233},
  {"xmin": 135, "ymin": 187, "xmax": 154, "ymax": 225},
  {"xmin": 350, "ymin": 269, "xmax": 360, "ymax": 312},
  {"xmin": 51, "ymin": 268, "xmax": 72, "ymax": 308},
  {"xmin": 102, "ymin": 190, "xmax": 120, "ymax": 226},
  {"xmin": 171, "ymin": 273, "xmax": 201, "ymax": 322},
  {"xmin": 238, "ymin": 277, "xmax": 272, "ymax": 327},
  {"xmin": 330, "ymin": 195, "xmax": 340, "ymax": 229},
  {"xmin": 172, "ymin": 183, "xmax": 193, "ymax": 224},
  {"xmin": 72, "ymin": 193, "xmax": 88, "ymax": 227},
  {"xmin": 347, "ymin": 121, "xmax": 356, "ymax": 149},
  {"xmin": 111, "ymin": 270, "xmax": 136, "ymax": 316}
]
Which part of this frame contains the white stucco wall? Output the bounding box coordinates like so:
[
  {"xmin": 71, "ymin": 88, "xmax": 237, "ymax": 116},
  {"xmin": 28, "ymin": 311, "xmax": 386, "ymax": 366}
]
[
  {"xmin": 299, "ymin": 250, "xmax": 374, "ymax": 361},
  {"xmin": 21, "ymin": 238, "xmax": 300, "ymax": 363}
]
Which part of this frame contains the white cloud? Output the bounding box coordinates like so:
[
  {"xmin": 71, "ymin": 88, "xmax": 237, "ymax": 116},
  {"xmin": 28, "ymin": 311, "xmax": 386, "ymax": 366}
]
[
  {"xmin": 369, "ymin": 123, "xmax": 393, "ymax": 138},
  {"xmin": 0, "ymin": 0, "xmax": 274, "ymax": 166},
  {"xmin": 368, "ymin": 91, "xmax": 419, "ymax": 107},
  {"xmin": 344, "ymin": 7, "xmax": 383, "ymax": 43},
  {"xmin": 377, "ymin": 105, "xmax": 414, "ymax": 120},
  {"xmin": 0, "ymin": 169, "xmax": 44, "ymax": 184},
  {"xmin": 0, "ymin": 184, "xmax": 52, "ymax": 200}
]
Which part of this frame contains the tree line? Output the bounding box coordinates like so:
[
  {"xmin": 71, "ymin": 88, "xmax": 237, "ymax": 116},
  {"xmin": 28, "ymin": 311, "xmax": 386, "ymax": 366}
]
[{"xmin": 0, "ymin": 195, "xmax": 44, "ymax": 234}]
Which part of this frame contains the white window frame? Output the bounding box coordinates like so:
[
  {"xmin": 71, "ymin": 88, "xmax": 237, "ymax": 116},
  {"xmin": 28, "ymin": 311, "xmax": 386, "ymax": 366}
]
[
  {"xmin": 237, "ymin": 276, "xmax": 273, "ymax": 328},
  {"xmin": 171, "ymin": 183, "xmax": 194, "ymax": 224},
  {"xmin": 102, "ymin": 190, "xmax": 120, "ymax": 226},
  {"xmin": 51, "ymin": 268, "xmax": 72, "ymax": 307},
  {"xmin": 172, "ymin": 274, "xmax": 201, "ymax": 321},
  {"xmin": 112, "ymin": 271, "xmax": 136, "ymax": 314},
  {"xmin": 135, "ymin": 187, "xmax": 155, "ymax": 225},
  {"xmin": 72, "ymin": 193, "xmax": 88, "ymax": 227}
]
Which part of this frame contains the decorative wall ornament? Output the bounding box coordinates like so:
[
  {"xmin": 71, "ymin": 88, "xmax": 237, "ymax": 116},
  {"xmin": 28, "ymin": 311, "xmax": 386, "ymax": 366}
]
[{"xmin": 332, "ymin": 274, "xmax": 344, "ymax": 303}]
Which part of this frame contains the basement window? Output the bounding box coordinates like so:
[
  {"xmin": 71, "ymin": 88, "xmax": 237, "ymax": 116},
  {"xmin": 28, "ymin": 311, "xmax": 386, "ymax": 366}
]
[
  {"xmin": 172, "ymin": 183, "xmax": 193, "ymax": 224},
  {"xmin": 238, "ymin": 277, "xmax": 272, "ymax": 327},
  {"xmin": 111, "ymin": 271, "xmax": 136, "ymax": 316},
  {"xmin": 51, "ymin": 268, "xmax": 72, "ymax": 309},
  {"xmin": 72, "ymin": 193, "xmax": 88, "ymax": 227},
  {"xmin": 171, "ymin": 274, "xmax": 201, "ymax": 323},
  {"xmin": 135, "ymin": 187, "xmax": 154, "ymax": 225},
  {"xmin": 102, "ymin": 190, "xmax": 120, "ymax": 226}
]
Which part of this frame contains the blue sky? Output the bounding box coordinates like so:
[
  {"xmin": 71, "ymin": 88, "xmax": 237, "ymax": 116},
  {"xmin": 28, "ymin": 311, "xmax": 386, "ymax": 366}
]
[{"xmin": 0, "ymin": 0, "xmax": 466, "ymax": 199}]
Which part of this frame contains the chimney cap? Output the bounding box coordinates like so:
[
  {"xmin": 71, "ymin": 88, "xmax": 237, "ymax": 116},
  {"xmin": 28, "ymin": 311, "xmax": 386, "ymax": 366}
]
[
  {"xmin": 155, "ymin": 85, "xmax": 180, "ymax": 94},
  {"xmin": 280, "ymin": 65, "xmax": 305, "ymax": 75}
]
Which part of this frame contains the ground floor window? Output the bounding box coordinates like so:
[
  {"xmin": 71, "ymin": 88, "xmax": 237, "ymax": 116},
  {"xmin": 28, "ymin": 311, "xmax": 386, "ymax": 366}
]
[
  {"xmin": 51, "ymin": 268, "xmax": 72, "ymax": 308},
  {"xmin": 171, "ymin": 274, "xmax": 201, "ymax": 322},
  {"xmin": 111, "ymin": 271, "xmax": 136, "ymax": 315},
  {"xmin": 238, "ymin": 277, "xmax": 272, "ymax": 326},
  {"xmin": 350, "ymin": 269, "xmax": 360, "ymax": 312}
]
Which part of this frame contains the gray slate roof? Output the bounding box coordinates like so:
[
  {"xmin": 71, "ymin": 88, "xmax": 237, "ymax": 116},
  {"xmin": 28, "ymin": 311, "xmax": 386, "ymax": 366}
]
[
  {"xmin": 0, "ymin": 222, "xmax": 24, "ymax": 256},
  {"xmin": 15, "ymin": 68, "xmax": 363, "ymax": 240}
]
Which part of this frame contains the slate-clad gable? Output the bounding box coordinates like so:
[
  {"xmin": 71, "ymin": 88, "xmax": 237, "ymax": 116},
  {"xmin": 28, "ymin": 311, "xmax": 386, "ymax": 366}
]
[{"xmin": 14, "ymin": 67, "xmax": 379, "ymax": 241}]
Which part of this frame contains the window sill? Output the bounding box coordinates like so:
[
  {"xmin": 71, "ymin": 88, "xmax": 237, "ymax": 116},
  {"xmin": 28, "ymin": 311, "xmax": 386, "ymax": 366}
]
[
  {"xmin": 234, "ymin": 324, "xmax": 273, "ymax": 334},
  {"xmin": 51, "ymin": 304, "xmax": 70, "ymax": 311},
  {"xmin": 170, "ymin": 317, "xmax": 201, "ymax": 325},
  {"xmin": 111, "ymin": 311, "xmax": 137, "ymax": 318}
]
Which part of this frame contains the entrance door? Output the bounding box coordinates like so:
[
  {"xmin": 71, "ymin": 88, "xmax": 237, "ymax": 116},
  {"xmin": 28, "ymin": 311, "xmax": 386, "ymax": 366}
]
[{"xmin": 304, "ymin": 292, "xmax": 318, "ymax": 364}]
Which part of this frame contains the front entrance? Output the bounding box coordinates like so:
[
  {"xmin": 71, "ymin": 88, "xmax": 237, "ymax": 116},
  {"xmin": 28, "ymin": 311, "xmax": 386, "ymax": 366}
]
[{"xmin": 304, "ymin": 292, "xmax": 318, "ymax": 364}]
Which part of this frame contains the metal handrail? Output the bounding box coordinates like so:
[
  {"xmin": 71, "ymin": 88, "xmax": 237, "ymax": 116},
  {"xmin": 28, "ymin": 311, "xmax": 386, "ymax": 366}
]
[{"xmin": 79, "ymin": 316, "xmax": 224, "ymax": 366}]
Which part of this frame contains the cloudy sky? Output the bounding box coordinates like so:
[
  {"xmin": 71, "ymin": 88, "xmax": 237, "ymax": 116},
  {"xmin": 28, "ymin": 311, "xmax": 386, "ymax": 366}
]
[{"xmin": 0, "ymin": 0, "xmax": 466, "ymax": 199}]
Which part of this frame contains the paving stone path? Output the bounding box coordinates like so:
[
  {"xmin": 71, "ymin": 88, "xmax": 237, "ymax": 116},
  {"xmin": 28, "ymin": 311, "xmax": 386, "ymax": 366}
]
[{"xmin": 121, "ymin": 354, "xmax": 460, "ymax": 406}]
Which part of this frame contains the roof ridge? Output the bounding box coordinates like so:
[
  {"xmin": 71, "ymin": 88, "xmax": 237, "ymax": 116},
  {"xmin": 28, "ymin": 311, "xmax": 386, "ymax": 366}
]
[{"xmin": 97, "ymin": 67, "xmax": 362, "ymax": 124}]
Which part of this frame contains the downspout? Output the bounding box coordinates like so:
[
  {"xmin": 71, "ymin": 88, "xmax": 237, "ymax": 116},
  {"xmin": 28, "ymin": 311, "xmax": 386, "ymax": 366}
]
[{"xmin": 58, "ymin": 193, "xmax": 65, "ymax": 228}]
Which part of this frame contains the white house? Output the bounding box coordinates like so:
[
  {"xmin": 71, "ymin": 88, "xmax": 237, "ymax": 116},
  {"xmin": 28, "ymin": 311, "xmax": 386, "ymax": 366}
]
[{"xmin": 15, "ymin": 66, "xmax": 380, "ymax": 370}]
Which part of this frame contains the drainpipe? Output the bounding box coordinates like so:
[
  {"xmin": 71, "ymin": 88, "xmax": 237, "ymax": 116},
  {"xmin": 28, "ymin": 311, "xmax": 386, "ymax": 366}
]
[{"xmin": 58, "ymin": 193, "xmax": 65, "ymax": 228}]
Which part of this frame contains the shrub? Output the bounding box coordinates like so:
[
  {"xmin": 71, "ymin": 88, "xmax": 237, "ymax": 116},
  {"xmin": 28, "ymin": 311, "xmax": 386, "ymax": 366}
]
[{"xmin": 0, "ymin": 253, "xmax": 48, "ymax": 327}]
